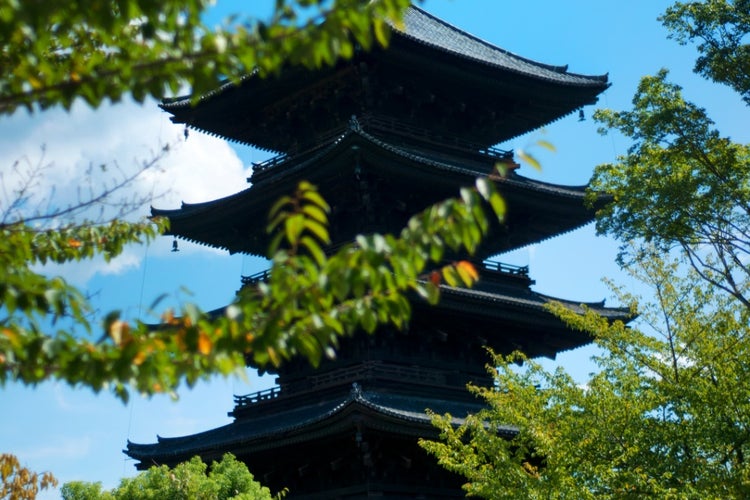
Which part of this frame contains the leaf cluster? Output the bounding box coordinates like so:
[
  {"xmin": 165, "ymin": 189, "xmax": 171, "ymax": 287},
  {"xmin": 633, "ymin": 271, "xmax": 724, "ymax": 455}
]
[
  {"xmin": 0, "ymin": 0, "xmax": 413, "ymax": 114},
  {"xmin": 424, "ymin": 255, "xmax": 750, "ymax": 499},
  {"xmin": 0, "ymin": 453, "xmax": 57, "ymax": 500},
  {"xmin": 61, "ymin": 453, "xmax": 275, "ymax": 499},
  {"xmin": 0, "ymin": 218, "xmax": 164, "ymax": 391},
  {"xmin": 1, "ymin": 179, "xmax": 504, "ymax": 401},
  {"xmin": 661, "ymin": 0, "xmax": 750, "ymax": 103}
]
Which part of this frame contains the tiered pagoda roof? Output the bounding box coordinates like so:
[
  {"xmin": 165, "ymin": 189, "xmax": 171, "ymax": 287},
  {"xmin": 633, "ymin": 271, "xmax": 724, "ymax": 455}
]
[
  {"xmin": 128, "ymin": 385, "xmax": 509, "ymax": 497},
  {"xmin": 126, "ymin": 268, "xmax": 628, "ymax": 493},
  {"xmin": 132, "ymin": 5, "xmax": 625, "ymax": 497},
  {"xmin": 161, "ymin": 5, "xmax": 608, "ymax": 154},
  {"xmin": 153, "ymin": 121, "xmax": 607, "ymax": 259},
  {"xmin": 127, "ymin": 384, "xmax": 513, "ymax": 467}
]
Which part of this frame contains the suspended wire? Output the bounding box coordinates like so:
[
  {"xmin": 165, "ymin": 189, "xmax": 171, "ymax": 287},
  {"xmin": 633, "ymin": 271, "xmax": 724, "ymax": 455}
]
[
  {"xmin": 602, "ymin": 91, "xmax": 622, "ymax": 159},
  {"xmin": 137, "ymin": 242, "xmax": 150, "ymax": 319},
  {"xmin": 123, "ymin": 240, "xmax": 151, "ymax": 476}
]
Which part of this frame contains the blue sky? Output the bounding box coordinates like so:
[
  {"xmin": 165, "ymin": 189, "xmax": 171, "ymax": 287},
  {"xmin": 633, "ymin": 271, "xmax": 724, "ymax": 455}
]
[{"xmin": 2, "ymin": 1, "xmax": 748, "ymax": 497}]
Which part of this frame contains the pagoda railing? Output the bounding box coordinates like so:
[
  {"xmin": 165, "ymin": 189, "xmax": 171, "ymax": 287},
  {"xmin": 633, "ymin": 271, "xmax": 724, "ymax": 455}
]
[
  {"xmin": 241, "ymin": 260, "xmax": 528, "ymax": 291},
  {"xmin": 233, "ymin": 361, "xmax": 456, "ymax": 410},
  {"xmin": 481, "ymin": 259, "xmax": 529, "ymax": 277},
  {"xmin": 233, "ymin": 386, "xmax": 282, "ymax": 407},
  {"xmin": 359, "ymin": 114, "xmax": 514, "ymax": 162},
  {"xmin": 240, "ymin": 269, "xmax": 271, "ymax": 287},
  {"xmin": 250, "ymin": 154, "xmax": 288, "ymax": 175},
  {"xmin": 249, "ymin": 113, "xmax": 516, "ymax": 177}
]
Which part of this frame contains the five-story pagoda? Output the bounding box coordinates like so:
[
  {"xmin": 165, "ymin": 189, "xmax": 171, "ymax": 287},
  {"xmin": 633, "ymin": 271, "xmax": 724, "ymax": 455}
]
[{"xmin": 127, "ymin": 6, "xmax": 628, "ymax": 498}]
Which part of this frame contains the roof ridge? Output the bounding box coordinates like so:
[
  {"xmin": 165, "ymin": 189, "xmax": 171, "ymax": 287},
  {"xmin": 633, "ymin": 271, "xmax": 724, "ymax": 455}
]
[
  {"xmin": 397, "ymin": 5, "xmax": 608, "ymax": 84},
  {"xmin": 401, "ymin": 5, "xmax": 569, "ymax": 74}
]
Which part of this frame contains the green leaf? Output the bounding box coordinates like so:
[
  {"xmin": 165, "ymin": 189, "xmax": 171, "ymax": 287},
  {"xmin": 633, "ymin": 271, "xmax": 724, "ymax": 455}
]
[
  {"xmin": 301, "ymin": 203, "xmax": 329, "ymax": 224},
  {"xmin": 536, "ymin": 139, "xmax": 556, "ymax": 152},
  {"xmin": 300, "ymin": 235, "xmax": 326, "ymax": 266},
  {"xmin": 475, "ymin": 177, "xmax": 493, "ymax": 200},
  {"xmin": 488, "ymin": 192, "xmax": 506, "ymax": 220},
  {"xmin": 303, "ymin": 218, "xmax": 330, "ymax": 245},
  {"xmin": 516, "ymin": 149, "xmax": 541, "ymax": 171},
  {"xmin": 442, "ymin": 266, "xmax": 459, "ymax": 287},
  {"xmin": 373, "ymin": 19, "xmax": 390, "ymax": 47},
  {"xmin": 299, "ymin": 187, "xmax": 330, "ymax": 213},
  {"xmin": 284, "ymin": 213, "xmax": 305, "ymax": 246}
]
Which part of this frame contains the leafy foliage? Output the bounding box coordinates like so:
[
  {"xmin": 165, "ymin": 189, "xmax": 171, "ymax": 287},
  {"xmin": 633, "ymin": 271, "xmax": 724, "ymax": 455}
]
[
  {"xmin": 0, "ymin": 0, "xmax": 412, "ymax": 114},
  {"xmin": 591, "ymin": 0, "xmax": 750, "ymax": 307},
  {"xmin": 423, "ymin": 255, "xmax": 750, "ymax": 499},
  {"xmin": 61, "ymin": 453, "xmax": 276, "ymax": 499},
  {"xmin": 0, "ymin": 218, "xmax": 165, "ymax": 387},
  {"xmin": 424, "ymin": 1, "xmax": 750, "ymax": 498},
  {"xmin": 1, "ymin": 178, "xmax": 504, "ymax": 400},
  {"xmin": 1, "ymin": 0, "xmax": 439, "ymax": 399},
  {"xmin": 0, "ymin": 147, "xmax": 170, "ymax": 394},
  {"xmin": 0, "ymin": 0, "xmax": 513, "ymax": 497},
  {"xmin": 661, "ymin": 0, "xmax": 750, "ymax": 103},
  {"xmin": 0, "ymin": 453, "xmax": 57, "ymax": 500},
  {"xmin": 590, "ymin": 69, "xmax": 750, "ymax": 307}
]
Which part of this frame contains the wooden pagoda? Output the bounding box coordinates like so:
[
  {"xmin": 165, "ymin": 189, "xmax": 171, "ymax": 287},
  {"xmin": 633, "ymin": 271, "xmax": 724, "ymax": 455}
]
[{"xmin": 127, "ymin": 6, "xmax": 628, "ymax": 498}]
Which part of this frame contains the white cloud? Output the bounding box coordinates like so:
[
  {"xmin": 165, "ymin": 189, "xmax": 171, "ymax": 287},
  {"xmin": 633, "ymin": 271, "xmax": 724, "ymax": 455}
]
[
  {"xmin": 34, "ymin": 247, "xmax": 143, "ymax": 287},
  {"xmin": 143, "ymin": 129, "xmax": 250, "ymax": 207},
  {"xmin": 0, "ymin": 99, "xmax": 248, "ymax": 216},
  {"xmin": 1, "ymin": 99, "xmax": 250, "ymax": 285}
]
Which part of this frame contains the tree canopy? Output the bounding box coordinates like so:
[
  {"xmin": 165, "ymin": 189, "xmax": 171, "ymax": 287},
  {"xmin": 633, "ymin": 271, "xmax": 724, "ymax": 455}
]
[
  {"xmin": 590, "ymin": 69, "xmax": 750, "ymax": 308},
  {"xmin": 1, "ymin": 0, "xmax": 411, "ymax": 114},
  {"xmin": 661, "ymin": 0, "xmax": 750, "ymax": 103},
  {"xmin": 424, "ymin": 256, "xmax": 750, "ymax": 498},
  {"xmin": 423, "ymin": 1, "xmax": 750, "ymax": 498},
  {"xmin": 0, "ymin": 453, "xmax": 57, "ymax": 500},
  {"xmin": 61, "ymin": 453, "xmax": 275, "ymax": 499},
  {"xmin": 590, "ymin": 0, "xmax": 750, "ymax": 306}
]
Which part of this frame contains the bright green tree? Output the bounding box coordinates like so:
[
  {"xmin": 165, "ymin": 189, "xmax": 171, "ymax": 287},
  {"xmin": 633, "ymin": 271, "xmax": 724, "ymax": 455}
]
[
  {"xmin": 423, "ymin": 254, "xmax": 750, "ymax": 499},
  {"xmin": 591, "ymin": 69, "xmax": 750, "ymax": 308},
  {"xmin": 423, "ymin": 1, "xmax": 750, "ymax": 498},
  {"xmin": 590, "ymin": 0, "xmax": 750, "ymax": 307},
  {"xmin": 61, "ymin": 453, "xmax": 276, "ymax": 499}
]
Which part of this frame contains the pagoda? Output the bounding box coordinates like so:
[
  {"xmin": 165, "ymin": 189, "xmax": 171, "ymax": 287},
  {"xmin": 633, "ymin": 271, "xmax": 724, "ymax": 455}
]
[{"xmin": 127, "ymin": 6, "xmax": 629, "ymax": 498}]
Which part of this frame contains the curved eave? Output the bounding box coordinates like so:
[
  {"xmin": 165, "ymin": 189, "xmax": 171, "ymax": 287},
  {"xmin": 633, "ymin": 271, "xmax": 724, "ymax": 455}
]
[
  {"xmin": 124, "ymin": 389, "xmax": 504, "ymax": 465},
  {"xmin": 151, "ymin": 129, "xmax": 604, "ymax": 256},
  {"xmin": 254, "ymin": 128, "xmax": 598, "ymax": 207},
  {"xmin": 159, "ymin": 6, "xmax": 608, "ymax": 151},
  {"xmin": 437, "ymin": 284, "xmax": 632, "ymax": 322},
  {"xmin": 417, "ymin": 284, "xmax": 632, "ymax": 356},
  {"xmin": 150, "ymin": 185, "xmax": 258, "ymax": 254},
  {"xmin": 161, "ymin": 5, "xmax": 608, "ymax": 113}
]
